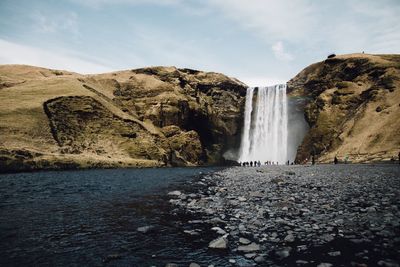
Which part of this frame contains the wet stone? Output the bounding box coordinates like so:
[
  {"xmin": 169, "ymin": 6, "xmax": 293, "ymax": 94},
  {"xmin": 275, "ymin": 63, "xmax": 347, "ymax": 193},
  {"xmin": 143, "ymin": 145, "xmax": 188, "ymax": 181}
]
[
  {"xmin": 136, "ymin": 225, "xmax": 155, "ymax": 233},
  {"xmin": 296, "ymin": 260, "xmax": 309, "ymax": 265},
  {"xmin": 211, "ymin": 226, "xmax": 226, "ymax": 235},
  {"xmin": 184, "ymin": 230, "xmax": 200, "ymax": 236},
  {"xmin": 239, "ymin": 237, "xmax": 251, "ymax": 245},
  {"xmin": 275, "ymin": 247, "xmax": 291, "ymax": 258},
  {"xmin": 208, "ymin": 235, "xmax": 229, "ymax": 249},
  {"xmin": 168, "ymin": 190, "xmax": 182, "ymax": 197},
  {"xmin": 244, "ymin": 253, "xmax": 257, "ymax": 259},
  {"xmin": 328, "ymin": 251, "xmax": 341, "ymax": 257},
  {"xmin": 284, "ymin": 234, "xmax": 295, "ymax": 243},
  {"xmin": 168, "ymin": 165, "xmax": 400, "ymax": 266},
  {"xmin": 237, "ymin": 242, "xmax": 260, "ymax": 253},
  {"xmin": 254, "ymin": 255, "xmax": 266, "ymax": 263}
]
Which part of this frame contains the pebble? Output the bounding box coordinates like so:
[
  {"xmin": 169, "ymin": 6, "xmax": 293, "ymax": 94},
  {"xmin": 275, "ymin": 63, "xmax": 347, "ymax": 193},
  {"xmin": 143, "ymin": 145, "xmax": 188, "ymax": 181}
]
[
  {"xmin": 211, "ymin": 226, "xmax": 226, "ymax": 235},
  {"xmin": 254, "ymin": 255, "xmax": 265, "ymax": 263},
  {"xmin": 275, "ymin": 247, "xmax": 291, "ymax": 258},
  {"xmin": 168, "ymin": 165, "xmax": 400, "ymax": 266},
  {"xmin": 296, "ymin": 260, "xmax": 309, "ymax": 265},
  {"xmin": 328, "ymin": 251, "xmax": 341, "ymax": 257},
  {"xmin": 184, "ymin": 230, "xmax": 200, "ymax": 236},
  {"xmin": 136, "ymin": 225, "xmax": 155, "ymax": 233},
  {"xmin": 377, "ymin": 260, "xmax": 400, "ymax": 267},
  {"xmin": 321, "ymin": 234, "xmax": 334, "ymax": 243},
  {"xmin": 244, "ymin": 253, "xmax": 256, "ymax": 259},
  {"xmin": 168, "ymin": 190, "xmax": 182, "ymax": 197},
  {"xmin": 239, "ymin": 237, "xmax": 251, "ymax": 245},
  {"xmin": 103, "ymin": 254, "xmax": 121, "ymax": 263},
  {"xmin": 367, "ymin": 206, "xmax": 377, "ymax": 213},
  {"xmin": 208, "ymin": 234, "xmax": 229, "ymax": 249},
  {"xmin": 237, "ymin": 242, "xmax": 260, "ymax": 253},
  {"xmin": 284, "ymin": 234, "xmax": 295, "ymax": 242}
]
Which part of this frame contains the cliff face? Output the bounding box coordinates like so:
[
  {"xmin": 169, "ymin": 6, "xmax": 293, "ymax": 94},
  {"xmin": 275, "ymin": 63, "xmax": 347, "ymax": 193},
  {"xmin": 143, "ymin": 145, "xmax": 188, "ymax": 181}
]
[
  {"xmin": 2, "ymin": 54, "xmax": 398, "ymax": 171},
  {"xmin": 287, "ymin": 54, "xmax": 400, "ymax": 163},
  {"xmin": 0, "ymin": 65, "xmax": 246, "ymax": 172}
]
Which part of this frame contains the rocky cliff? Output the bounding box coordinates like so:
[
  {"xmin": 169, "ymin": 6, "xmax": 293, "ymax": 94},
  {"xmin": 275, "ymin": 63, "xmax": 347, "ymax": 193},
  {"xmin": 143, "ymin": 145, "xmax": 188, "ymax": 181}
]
[
  {"xmin": 2, "ymin": 54, "xmax": 399, "ymax": 171},
  {"xmin": 288, "ymin": 53, "xmax": 400, "ymax": 163},
  {"xmin": 0, "ymin": 65, "xmax": 246, "ymax": 172}
]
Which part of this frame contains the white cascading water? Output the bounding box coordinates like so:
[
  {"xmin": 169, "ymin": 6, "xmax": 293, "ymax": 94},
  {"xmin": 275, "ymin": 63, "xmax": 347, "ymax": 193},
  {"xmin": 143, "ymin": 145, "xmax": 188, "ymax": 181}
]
[{"xmin": 238, "ymin": 84, "xmax": 288, "ymax": 164}]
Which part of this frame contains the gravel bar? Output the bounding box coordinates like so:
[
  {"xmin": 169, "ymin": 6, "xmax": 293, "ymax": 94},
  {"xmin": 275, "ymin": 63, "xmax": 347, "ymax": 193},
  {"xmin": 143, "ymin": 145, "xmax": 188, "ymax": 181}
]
[{"xmin": 168, "ymin": 164, "xmax": 400, "ymax": 267}]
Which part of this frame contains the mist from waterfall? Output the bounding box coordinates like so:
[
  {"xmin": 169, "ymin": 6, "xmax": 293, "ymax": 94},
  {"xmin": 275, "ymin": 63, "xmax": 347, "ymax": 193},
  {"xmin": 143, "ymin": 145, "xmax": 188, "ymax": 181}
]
[{"xmin": 238, "ymin": 85, "xmax": 288, "ymax": 164}]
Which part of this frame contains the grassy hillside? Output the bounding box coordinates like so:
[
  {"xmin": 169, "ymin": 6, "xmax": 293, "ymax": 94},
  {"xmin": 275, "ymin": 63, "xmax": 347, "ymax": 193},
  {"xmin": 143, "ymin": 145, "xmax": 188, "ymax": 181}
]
[
  {"xmin": 0, "ymin": 65, "xmax": 246, "ymax": 172},
  {"xmin": 288, "ymin": 53, "xmax": 400, "ymax": 163},
  {"xmin": 2, "ymin": 53, "xmax": 398, "ymax": 171}
]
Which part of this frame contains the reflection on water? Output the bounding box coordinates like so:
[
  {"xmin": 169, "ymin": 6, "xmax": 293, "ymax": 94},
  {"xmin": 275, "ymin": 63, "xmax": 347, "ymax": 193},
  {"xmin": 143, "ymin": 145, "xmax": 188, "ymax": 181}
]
[{"xmin": 0, "ymin": 167, "xmax": 231, "ymax": 266}]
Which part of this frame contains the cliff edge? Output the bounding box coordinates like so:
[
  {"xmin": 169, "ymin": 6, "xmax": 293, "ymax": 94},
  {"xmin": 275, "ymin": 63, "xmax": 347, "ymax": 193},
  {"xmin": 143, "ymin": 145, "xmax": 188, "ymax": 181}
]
[
  {"xmin": 288, "ymin": 53, "xmax": 400, "ymax": 163},
  {"xmin": 0, "ymin": 65, "xmax": 246, "ymax": 172}
]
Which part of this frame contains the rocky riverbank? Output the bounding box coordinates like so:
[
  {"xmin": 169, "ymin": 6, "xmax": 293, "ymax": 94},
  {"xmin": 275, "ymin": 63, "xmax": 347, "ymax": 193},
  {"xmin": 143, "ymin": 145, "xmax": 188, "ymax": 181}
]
[{"xmin": 168, "ymin": 164, "xmax": 400, "ymax": 266}]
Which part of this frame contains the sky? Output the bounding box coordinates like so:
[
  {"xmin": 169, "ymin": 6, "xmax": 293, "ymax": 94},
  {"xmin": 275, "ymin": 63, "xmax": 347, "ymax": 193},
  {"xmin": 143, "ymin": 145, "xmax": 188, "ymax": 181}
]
[{"xmin": 0, "ymin": 0, "xmax": 399, "ymax": 86}]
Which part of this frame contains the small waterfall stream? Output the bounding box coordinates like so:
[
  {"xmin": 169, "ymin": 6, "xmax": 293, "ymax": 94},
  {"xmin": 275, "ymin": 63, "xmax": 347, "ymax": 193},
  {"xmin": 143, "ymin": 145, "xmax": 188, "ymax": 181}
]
[{"xmin": 238, "ymin": 84, "xmax": 288, "ymax": 164}]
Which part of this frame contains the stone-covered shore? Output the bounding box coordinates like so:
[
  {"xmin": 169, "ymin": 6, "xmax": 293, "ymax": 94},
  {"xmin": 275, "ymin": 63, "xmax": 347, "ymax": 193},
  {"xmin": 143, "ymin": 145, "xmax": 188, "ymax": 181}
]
[{"xmin": 168, "ymin": 164, "xmax": 400, "ymax": 267}]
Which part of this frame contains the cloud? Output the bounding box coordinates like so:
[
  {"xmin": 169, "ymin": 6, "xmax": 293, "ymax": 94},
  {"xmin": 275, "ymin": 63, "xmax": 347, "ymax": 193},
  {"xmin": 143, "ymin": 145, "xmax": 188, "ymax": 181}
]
[
  {"xmin": 127, "ymin": 23, "xmax": 225, "ymax": 72},
  {"xmin": 69, "ymin": 0, "xmax": 211, "ymax": 16},
  {"xmin": 0, "ymin": 39, "xmax": 111, "ymax": 73},
  {"xmin": 205, "ymin": 0, "xmax": 400, "ymax": 54},
  {"xmin": 31, "ymin": 11, "xmax": 79, "ymax": 35},
  {"xmin": 238, "ymin": 75, "xmax": 287, "ymax": 87},
  {"xmin": 345, "ymin": 0, "xmax": 400, "ymax": 53},
  {"xmin": 271, "ymin": 41, "xmax": 293, "ymax": 61},
  {"xmin": 69, "ymin": 0, "xmax": 182, "ymax": 8},
  {"xmin": 31, "ymin": 12, "xmax": 57, "ymax": 33},
  {"xmin": 206, "ymin": 0, "xmax": 316, "ymax": 42}
]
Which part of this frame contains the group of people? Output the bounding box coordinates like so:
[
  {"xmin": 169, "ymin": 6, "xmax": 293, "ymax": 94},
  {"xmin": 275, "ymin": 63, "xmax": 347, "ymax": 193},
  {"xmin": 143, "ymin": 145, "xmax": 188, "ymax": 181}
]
[
  {"xmin": 238, "ymin": 160, "xmax": 295, "ymax": 167},
  {"xmin": 238, "ymin": 152, "xmax": 400, "ymax": 166},
  {"xmin": 239, "ymin": 161, "xmax": 262, "ymax": 167}
]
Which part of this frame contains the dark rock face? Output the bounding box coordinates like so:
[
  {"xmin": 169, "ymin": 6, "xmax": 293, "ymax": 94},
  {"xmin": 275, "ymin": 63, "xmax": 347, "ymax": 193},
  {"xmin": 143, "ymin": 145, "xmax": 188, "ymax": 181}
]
[
  {"xmin": 108, "ymin": 66, "xmax": 247, "ymax": 165},
  {"xmin": 287, "ymin": 54, "xmax": 400, "ymax": 163}
]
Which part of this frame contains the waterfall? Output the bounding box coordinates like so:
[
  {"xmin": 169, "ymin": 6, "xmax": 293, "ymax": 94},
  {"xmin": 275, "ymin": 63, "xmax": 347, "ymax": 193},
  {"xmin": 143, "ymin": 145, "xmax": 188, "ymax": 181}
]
[{"xmin": 238, "ymin": 84, "xmax": 288, "ymax": 164}]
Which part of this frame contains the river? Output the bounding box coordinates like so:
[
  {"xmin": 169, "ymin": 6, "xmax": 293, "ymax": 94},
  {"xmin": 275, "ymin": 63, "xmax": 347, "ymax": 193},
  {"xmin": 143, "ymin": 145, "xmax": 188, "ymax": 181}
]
[{"xmin": 0, "ymin": 167, "xmax": 227, "ymax": 266}]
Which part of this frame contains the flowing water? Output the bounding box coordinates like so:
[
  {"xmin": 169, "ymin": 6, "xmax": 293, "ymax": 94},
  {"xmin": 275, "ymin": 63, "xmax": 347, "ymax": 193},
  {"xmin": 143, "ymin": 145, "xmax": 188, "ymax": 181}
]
[
  {"xmin": 239, "ymin": 85, "xmax": 288, "ymax": 164},
  {"xmin": 0, "ymin": 167, "xmax": 232, "ymax": 266}
]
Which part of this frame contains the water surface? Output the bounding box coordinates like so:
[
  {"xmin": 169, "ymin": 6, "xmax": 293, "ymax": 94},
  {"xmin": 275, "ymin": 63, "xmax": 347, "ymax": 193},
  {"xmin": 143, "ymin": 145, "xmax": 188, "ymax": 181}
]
[{"xmin": 0, "ymin": 167, "xmax": 225, "ymax": 266}]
